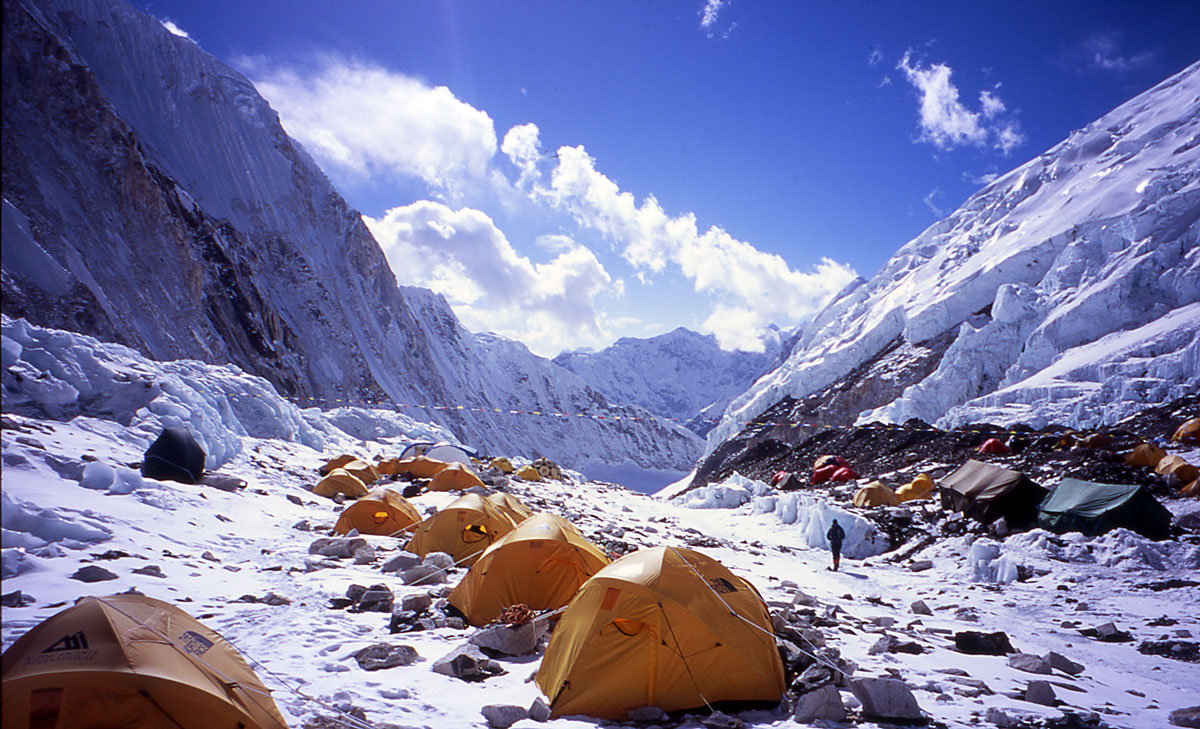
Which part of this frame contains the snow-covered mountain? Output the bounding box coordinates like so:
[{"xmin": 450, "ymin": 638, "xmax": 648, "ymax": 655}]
[
  {"xmin": 0, "ymin": 0, "xmax": 701, "ymax": 469},
  {"xmin": 707, "ymin": 62, "xmax": 1200, "ymax": 455},
  {"xmin": 553, "ymin": 327, "xmax": 783, "ymax": 436}
]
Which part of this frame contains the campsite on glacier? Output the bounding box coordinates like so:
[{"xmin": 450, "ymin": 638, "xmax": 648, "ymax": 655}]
[{"xmin": 3, "ymin": 1, "xmax": 1200, "ymax": 728}]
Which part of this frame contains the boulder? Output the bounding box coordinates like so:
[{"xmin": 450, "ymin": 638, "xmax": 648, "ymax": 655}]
[
  {"xmin": 986, "ymin": 707, "xmax": 1011, "ymax": 727},
  {"xmin": 849, "ymin": 677, "xmax": 923, "ymax": 721},
  {"xmin": 0, "ymin": 590, "xmax": 34, "ymax": 607},
  {"xmin": 1024, "ymin": 680, "xmax": 1057, "ymax": 706},
  {"xmin": 431, "ymin": 644, "xmax": 505, "ymax": 682},
  {"xmin": 1137, "ymin": 640, "xmax": 1200, "ymax": 662},
  {"xmin": 352, "ymin": 545, "xmax": 376, "ymax": 564},
  {"xmin": 382, "ymin": 551, "xmax": 422, "ymax": 573},
  {"xmin": 469, "ymin": 620, "xmax": 547, "ymax": 656},
  {"xmin": 400, "ymin": 592, "xmax": 434, "ymax": 613},
  {"xmin": 346, "ymin": 584, "xmax": 368, "ymax": 602},
  {"xmin": 911, "ymin": 599, "xmax": 933, "ymax": 615},
  {"xmin": 793, "ymin": 683, "xmax": 846, "ymax": 721},
  {"xmin": 308, "ymin": 537, "xmax": 367, "ymax": 559},
  {"xmin": 481, "ymin": 704, "xmax": 527, "ymax": 729},
  {"xmin": 1045, "ymin": 651, "xmax": 1085, "ymax": 676},
  {"xmin": 401, "ymin": 564, "xmax": 448, "ymax": 585},
  {"xmin": 954, "ymin": 630, "xmax": 1015, "ymax": 655},
  {"xmin": 423, "ymin": 551, "xmax": 456, "ymax": 570},
  {"xmin": 1170, "ymin": 706, "xmax": 1200, "ymax": 728},
  {"xmin": 1007, "ymin": 652, "xmax": 1052, "ymax": 675},
  {"xmin": 354, "ymin": 643, "xmax": 419, "ymax": 671},
  {"xmin": 70, "ymin": 565, "xmax": 118, "ymax": 583},
  {"xmin": 131, "ymin": 565, "xmax": 165, "ymax": 578},
  {"xmin": 626, "ymin": 706, "xmax": 668, "ymax": 722},
  {"xmin": 528, "ymin": 697, "xmax": 552, "ymax": 722},
  {"xmin": 353, "ymin": 585, "xmax": 394, "ymax": 613},
  {"xmin": 791, "ymin": 663, "xmax": 835, "ymax": 693},
  {"xmin": 910, "ymin": 559, "xmax": 933, "ymax": 572}
]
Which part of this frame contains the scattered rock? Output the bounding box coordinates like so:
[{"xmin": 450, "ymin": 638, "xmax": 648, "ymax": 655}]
[
  {"xmin": 1007, "ymin": 652, "xmax": 1052, "ymax": 675},
  {"xmin": 354, "ymin": 643, "xmax": 419, "ymax": 671},
  {"xmin": 286, "ymin": 494, "xmax": 304, "ymax": 506},
  {"xmin": 1083, "ymin": 622, "xmax": 1133, "ymax": 643},
  {"xmin": 469, "ymin": 620, "xmax": 547, "ymax": 656},
  {"xmin": 401, "ymin": 564, "xmax": 448, "ymax": 585},
  {"xmin": 346, "ymin": 584, "xmax": 368, "ymax": 602},
  {"xmin": 910, "ymin": 559, "xmax": 933, "ymax": 572},
  {"xmin": 528, "ymin": 697, "xmax": 551, "ymax": 722},
  {"xmin": 791, "ymin": 663, "xmax": 835, "ymax": 693},
  {"xmin": 1138, "ymin": 640, "xmax": 1200, "ymax": 663},
  {"xmin": 793, "ymin": 683, "xmax": 846, "ymax": 721},
  {"xmin": 954, "ymin": 630, "xmax": 1015, "ymax": 655},
  {"xmin": 201, "ymin": 550, "xmax": 220, "ymax": 562},
  {"xmin": 307, "ymin": 537, "xmax": 368, "ymax": 559},
  {"xmin": 1024, "ymin": 680, "xmax": 1057, "ymax": 706},
  {"xmin": 70, "ymin": 565, "xmax": 118, "ymax": 583},
  {"xmin": 481, "ymin": 704, "xmax": 528, "ymax": 728},
  {"xmin": 382, "ymin": 551, "xmax": 422, "ymax": 573},
  {"xmin": 328, "ymin": 597, "xmax": 354, "ymax": 610},
  {"xmin": 849, "ymin": 677, "xmax": 923, "ymax": 721},
  {"xmin": 353, "ymin": 585, "xmax": 394, "ymax": 613},
  {"xmin": 431, "ymin": 644, "xmax": 505, "ymax": 682},
  {"xmin": 1169, "ymin": 706, "xmax": 1200, "ymax": 728},
  {"xmin": 230, "ymin": 592, "xmax": 291, "ymax": 606},
  {"xmin": 352, "ymin": 545, "xmax": 376, "ymax": 565},
  {"xmin": 627, "ymin": 706, "xmax": 668, "ymax": 722},
  {"xmin": 986, "ymin": 707, "xmax": 1011, "ymax": 727},
  {"xmin": 131, "ymin": 565, "xmax": 165, "ymax": 578},
  {"xmin": 911, "ymin": 599, "xmax": 933, "ymax": 615},
  {"xmin": 1045, "ymin": 651, "xmax": 1085, "ymax": 676},
  {"xmin": 400, "ymin": 593, "xmax": 434, "ymax": 613},
  {"xmin": 422, "ymin": 551, "xmax": 456, "ymax": 570},
  {"xmin": 1, "ymin": 590, "xmax": 34, "ymax": 607}
]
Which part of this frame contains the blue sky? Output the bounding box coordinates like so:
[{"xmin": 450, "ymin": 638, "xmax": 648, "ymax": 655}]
[{"xmin": 147, "ymin": 0, "xmax": 1199, "ymax": 357}]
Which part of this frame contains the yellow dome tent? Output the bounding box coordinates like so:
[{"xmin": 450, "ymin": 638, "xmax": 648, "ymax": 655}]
[
  {"xmin": 333, "ymin": 488, "xmax": 422, "ymax": 537},
  {"xmin": 1, "ymin": 593, "xmax": 287, "ymax": 729},
  {"xmin": 1125, "ymin": 443, "xmax": 1167, "ymax": 469},
  {"xmin": 515, "ymin": 465, "xmax": 542, "ymax": 481},
  {"xmin": 429, "ymin": 463, "xmax": 485, "ymax": 492},
  {"xmin": 313, "ymin": 468, "xmax": 368, "ymax": 499},
  {"xmin": 374, "ymin": 457, "xmax": 403, "ymax": 477},
  {"xmin": 488, "ymin": 457, "xmax": 515, "ymax": 473},
  {"xmin": 895, "ymin": 473, "xmax": 934, "ymax": 502},
  {"xmin": 406, "ymin": 493, "xmax": 516, "ymax": 566},
  {"xmin": 536, "ymin": 546, "xmax": 784, "ymax": 720},
  {"xmin": 1156, "ymin": 455, "xmax": 1199, "ymax": 485},
  {"xmin": 449, "ymin": 513, "xmax": 611, "ymax": 626},
  {"xmin": 485, "ymin": 492, "xmax": 533, "ymax": 525},
  {"xmin": 393, "ymin": 456, "xmax": 451, "ymax": 480},
  {"xmin": 318, "ymin": 453, "xmax": 356, "ymax": 475},
  {"xmin": 341, "ymin": 459, "xmax": 379, "ymax": 487},
  {"xmin": 852, "ymin": 482, "xmax": 901, "ymax": 507},
  {"xmin": 1173, "ymin": 418, "xmax": 1200, "ymax": 445}
]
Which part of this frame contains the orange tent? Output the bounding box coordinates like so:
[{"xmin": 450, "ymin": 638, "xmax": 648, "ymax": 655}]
[
  {"xmin": 406, "ymin": 493, "xmax": 517, "ymax": 566},
  {"xmin": 393, "ymin": 456, "xmax": 451, "ymax": 480},
  {"xmin": 1173, "ymin": 418, "xmax": 1200, "ymax": 445},
  {"xmin": 374, "ymin": 457, "xmax": 403, "ymax": 477},
  {"xmin": 486, "ymin": 492, "xmax": 533, "ymax": 525},
  {"xmin": 318, "ymin": 453, "xmax": 356, "ymax": 475},
  {"xmin": 334, "ymin": 488, "xmax": 422, "ymax": 537},
  {"xmin": 1126, "ymin": 443, "xmax": 1167, "ymax": 469},
  {"xmin": 536, "ymin": 547, "xmax": 784, "ymax": 719},
  {"xmin": 313, "ymin": 468, "xmax": 368, "ymax": 499},
  {"xmin": 895, "ymin": 473, "xmax": 935, "ymax": 502},
  {"xmin": 1156, "ymin": 455, "xmax": 1199, "ymax": 485},
  {"xmin": 977, "ymin": 438, "xmax": 1012, "ymax": 455},
  {"xmin": 341, "ymin": 459, "xmax": 379, "ymax": 487},
  {"xmin": 429, "ymin": 463, "xmax": 485, "ymax": 492},
  {"xmin": 1, "ymin": 594, "xmax": 287, "ymax": 729},
  {"xmin": 852, "ymin": 482, "xmax": 900, "ymax": 507},
  {"xmin": 1180, "ymin": 479, "xmax": 1199, "ymax": 498},
  {"xmin": 449, "ymin": 513, "xmax": 610, "ymax": 626}
]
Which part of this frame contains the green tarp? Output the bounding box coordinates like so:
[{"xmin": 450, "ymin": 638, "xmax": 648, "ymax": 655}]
[{"xmin": 1037, "ymin": 478, "xmax": 1171, "ymax": 540}]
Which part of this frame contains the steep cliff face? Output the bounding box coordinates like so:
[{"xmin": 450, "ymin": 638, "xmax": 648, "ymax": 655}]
[
  {"xmin": 1, "ymin": 0, "xmax": 701, "ymax": 468},
  {"xmin": 707, "ymin": 62, "xmax": 1200, "ymax": 454}
]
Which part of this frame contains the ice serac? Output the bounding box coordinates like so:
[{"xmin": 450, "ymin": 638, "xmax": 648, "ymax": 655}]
[
  {"xmin": 554, "ymin": 327, "xmax": 783, "ymax": 436},
  {"xmin": 707, "ymin": 61, "xmax": 1200, "ymax": 454},
  {"xmin": 0, "ymin": 0, "xmax": 701, "ymax": 469}
]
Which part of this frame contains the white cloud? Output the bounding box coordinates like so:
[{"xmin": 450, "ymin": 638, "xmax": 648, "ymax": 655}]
[
  {"xmin": 699, "ymin": 0, "xmax": 735, "ymax": 38},
  {"xmin": 364, "ymin": 201, "xmax": 613, "ymax": 356},
  {"xmin": 868, "ymin": 48, "xmax": 884, "ymax": 66},
  {"xmin": 246, "ymin": 58, "xmax": 497, "ymax": 189},
  {"xmin": 923, "ymin": 188, "xmax": 944, "ymax": 215},
  {"xmin": 896, "ymin": 52, "xmax": 1025, "ymax": 155},
  {"xmin": 160, "ymin": 19, "xmax": 190, "ymax": 39},
  {"xmin": 1078, "ymin": 34, "xmax": 1155, "ymax": 72},
  {"xmin": 500, "ymin": 123, "xmax": 542, "ymax": 187},
  {"xmin": 504, "ymin": 126, "xmax": 858, "ymax": 351}
]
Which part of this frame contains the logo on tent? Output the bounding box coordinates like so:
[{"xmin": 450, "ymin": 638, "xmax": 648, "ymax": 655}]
[
  {"xmin": 179, "ymin": 630, "xmax": 214, "ymax": 656},
  {"xmin": 42, "ymin": 631, "xmax": 89, "ymax": 653},
  {"xmin": 708, "ymin": 578, "xmax": 738, "ymax": 594}
]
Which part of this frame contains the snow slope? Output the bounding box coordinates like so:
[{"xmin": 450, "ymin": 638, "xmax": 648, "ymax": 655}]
[
  {"xmin": 0, "ymin": 0, "xmax": 700, "ymax": 469},
  {"xmin": 3, "ymin": 321, "xmax": 1199, "ymax": 729},
  {"xmin": 709, "ymin": 62, "xmax": 1200, "ymax": 454}
]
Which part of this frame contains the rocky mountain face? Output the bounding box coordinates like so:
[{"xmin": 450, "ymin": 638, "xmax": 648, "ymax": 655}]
[
  {"xmin": 554, "ymin": 327, "xmax": 783, "ymax": 436},
  {"xmin": 706, "ymin": 61, "xmax": 1200, "ymax": 458},
  {"xmin": 1, "ymin": 0, "xmax": 701, "ymax": 469}
]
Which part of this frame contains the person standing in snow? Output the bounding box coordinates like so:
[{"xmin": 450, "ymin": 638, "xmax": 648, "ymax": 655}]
[{"xmin": 826, "ymin": 519, "xmax": 845, "ymax": 571}]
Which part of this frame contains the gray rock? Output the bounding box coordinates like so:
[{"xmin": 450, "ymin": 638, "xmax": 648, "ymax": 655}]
[
  {"xmin": 849, "ymin": 677, "xmax": 923, "ymax": 721},
  {"xmin": 132, "ymin": 564, "xmax": 165, "ymax": 578},
  {"xmin": 382, "ymin": 551, "xmax": 422, "ymax": 573},
  {"xmin": 793, "ymin": 683, "xmax": 846, "ymax": 721},
  {"xmin": 1169, "ymin": 706, "xmax": 1200, "ymax": 728},
  {"xmin": 346, "ymin": 584, "xmax": 368, "ymax": 602},
  {"xmin": 201, "ymin": 550, "xmax": 220, "ymax": 562},
  {"xmin": 308, "ymin": 537, "xmax": 368, "ymax": 559},
  {"xmin": 868, "ymin": 636, "xmax": 891, "ymax": 656},
  {"xmin": 792, "ymin": 590, "xmax": 819, "ymax": 607},
  {"xmin": 481, "ymin": 704, "xmax": 527, "ymax": 728},
  {"xmin": 528, "ymin": 697, "xmax": 551, "ymax": 722},
  {"xmin": 431, "ymin": 644, "xmax": 505, "ymax": 682},
  {"xmin": 354, "ymin": 586, "xmax": 394, "ymax": 613},
  {"xmin": 1007, "ymin": 652, "xmax": 1052, "ymax": 675},
  {"xmin": 71, "ymin": 565, "xmax": 118, "ymax": 582},
  {"xmin": 1024, "ymin": 680, "xmax": 1056, "ymax": 706},
  {"xmin": 954, "ymin": 630, "xmax": 1015, "ymax": 655},
  {"xmin": 985, "ymin": 707, "xmax": 1011, "ymax": 727},
  {"xmin": 354, "ymin": 643, "xmax": 419, "ymax": 671},
  {"xmin": 911, "ymin": 599, "xmax": 933, "ymax": 615},
  {"xmin": 871, "ymin": 616, "xmax": 896, "ymax": 628},
  {"xmin": 260, "ymin": 592, "xmax": 292, "ymax": 606},
  {"xmin": 422, "ymin": 551, "xmax": 456, "ymax": 570},
  {"xmin": 352, "ymin": 545, "xmax": 376, "ymax": 564},
  {"xmin": 1, "ymin": 590, "xmax": 34, "ymax": 607},
  {"xmin": 626, "ymin": 706, "xmax": 668, "ymax": 722},
  {"xmin": 469, "ymin": 620, "xmax": 547, "ymax": 656},
  {"xmin": 1044, "ymin": 651, "xmax": 1085, "ymax": 676},
  {"xmin": 1094, "ymin": 622, "xmax": 1133, "ymax": 642},
  {"xmin": 400, "ymin": 593, "xmax": 434, "ymax": 613},
  {"xmin": 909, "ymin": 559, "xmax": 933, "ymax": 572},
  {"xmin": 791, "ymin": 663, "xmax": 835, "ymax": 693},
  {"xmin": 401, "ymin": 564, "xmax": 448, "ymax": 585}
]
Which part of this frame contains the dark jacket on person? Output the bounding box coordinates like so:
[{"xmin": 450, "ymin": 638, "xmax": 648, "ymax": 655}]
[{"xmin": 826, "ymin": 521, "xmax": 845, "ymax": 547}]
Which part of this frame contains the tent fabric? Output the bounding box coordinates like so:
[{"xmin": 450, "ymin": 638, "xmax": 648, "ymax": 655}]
[
  {"xmin": 406, "ymin": 493, "xmax": 517, "ymax": 566},
  {"xmin": 1173, "ymin": 418, "xmax": 1200, "ymax": 445},
  {"xmin": 938, "ymin": 460, "xmax": 1048, "ymax": 526},
  {"xmin": 400, "ymin": 441, "xmax": 473, "ymax": 465},
  {"xmin": 448, "ymin": 513, "xmax": 611, "ymax": 626},
  {"xmin": 318, "ymin": 453, "xmax": 356, "ymax": 475},
  {"xmin": 814, "ymin": 455, "xmax": 849, "ymax": 471},
  {"xmin": 1181, "ymin": 479, "xmax": 1199, "ymax": 498},
  {"xmin": 1125, "ymin": 443, "xmax": 1167, "ymax": 469},
  {"xmin": 810, "ymin": 465, "xmax": 837, "ymax": 485},
  {"xmin": 488, "ymin": 457, "xmax": 515, "ymax": 474},
  {"xmin": 1037, "ymin": 478, "xmax": 1172, "ymax": 540},
  {"xmin": 485, "ymin": 492, "xmax": 533, "ymax": 525},
  {"xmin": 830, "ymin": 466, "xmax": 858, "ymax": 483},
  {"xmin": 334, "ymin": 488, "xmax": 422, "ymax": 537},
  {"xmin": 896, "ymin": 473, "xmax": 934, "ymax": 502},
  {"xmin": 977, "ymin": 438, "xmax": 1012, "ymax": 455},
  {"xmin": 340, "ymin": 460, "xmax": 379, "ymax": 487},
  {"xmin": 1156, "ymin": 455, "xmax": 1199, "ymax": 485},
  {"xmin": 313, "ymin": 468, "xmax": 368, "ymax": 499},
  {"xmin": 852, "ymin": 482, "xmax": 900, "ymax": 507},
  {"xmin": 515, "ymin": 465, "xmax": 542, "ymax": 481},
  {"xmin": 1, "ymin": 594, "xmax": 287, "ymax": 729},
  {"xmin": 374, "ymin": 457, "xmax": 403, "ymax": 477},
  {"xmin": 393, "ymin": 456, "xmax": 451, "ymax": 480},
  {"xmin": 141, "ymin": 427, "xmax": 206, "ymax": 484},
  {"xmin": 429, "ymin": 463, "xmax": 485, "ymax": 492},
  {"xmin": 536, "ymin": 546, "xmax": 784, "ymax": 720}
]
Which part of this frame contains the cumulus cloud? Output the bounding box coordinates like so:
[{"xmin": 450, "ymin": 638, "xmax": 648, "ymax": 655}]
[
  {"xmin": 246, "ymin": 58, "xmax": 497, "ymax": 189},
  {"xmin": 502, "ymin": 124, "xmax": 857, "ymax": 351},
  {"xmin": 364, "ymin": 202, "xmax": 613, "ymax": 356},
  {"xmin": 896, "ymin": 52, "xmax": 1025, "ymax": 155}
]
